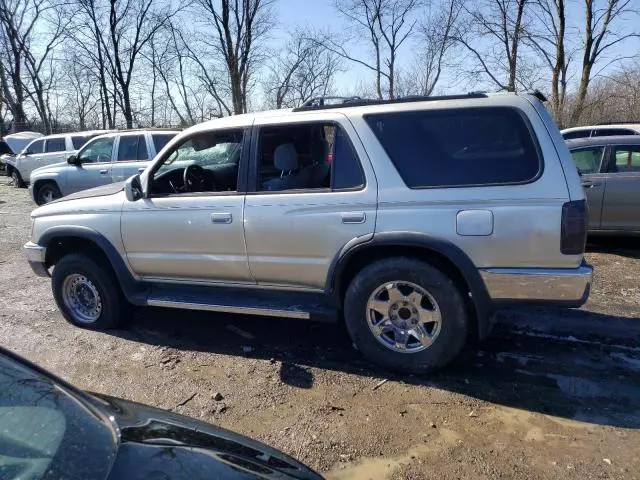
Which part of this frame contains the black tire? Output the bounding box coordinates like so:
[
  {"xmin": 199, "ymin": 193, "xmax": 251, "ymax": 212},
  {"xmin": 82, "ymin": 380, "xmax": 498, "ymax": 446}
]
[
  {"xmin": 344, "ymin": 257, "xmax": 469, "ymax": 374},
  {"xmin": 35, "ymin": 182, "xmax": 62, "ymax": 205},
  {"xmin": 10, "ymin": 169, "xmax": 24, "ymax": 188},
  {"xmin": 52, "ymin": 253, "xmax": 130, "ymax": 330}
]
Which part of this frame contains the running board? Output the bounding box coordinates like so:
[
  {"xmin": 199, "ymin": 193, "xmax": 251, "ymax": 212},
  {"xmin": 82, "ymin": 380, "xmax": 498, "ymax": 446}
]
[{"xmin": 146, "ymin": 284, "xmax": 337, "ymax": 322}]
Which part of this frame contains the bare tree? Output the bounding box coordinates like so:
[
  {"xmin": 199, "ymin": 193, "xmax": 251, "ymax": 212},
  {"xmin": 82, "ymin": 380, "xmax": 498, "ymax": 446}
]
[
  {"xmin": 265, "ymin": 30, "xmax": 342, "ymax": 108},
  {"xmin": 194, "ymin": 0, "xmax": 275, "ymax": 115},
  {"xmin": 454, "ymin": 0, "xmax": 535, "ymax": 92},
  {"xmin": 569, "ymin": 0, "xmax": 639, "ymax": 125},
  {"xmin": 324, "ymin": 0, "xmax": 420, "ymax": 99}
]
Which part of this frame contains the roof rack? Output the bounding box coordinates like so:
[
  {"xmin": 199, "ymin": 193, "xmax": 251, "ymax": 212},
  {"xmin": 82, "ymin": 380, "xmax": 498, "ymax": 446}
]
[
  {"xmin": 292, "ymin": 92, "xmax": 488, "ymax": 112},
  {"xmin": 596, "ymin": 121, "xmax": 640, "ymax": 126}
]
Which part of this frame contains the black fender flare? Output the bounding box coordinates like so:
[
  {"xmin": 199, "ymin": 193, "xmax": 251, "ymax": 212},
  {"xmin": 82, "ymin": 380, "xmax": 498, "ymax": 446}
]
[
  {"xmin": 39, "ymin": 226, "xmax": 146, "ymax": 304},
  {"xmin": 326, "ymin": 232, "xmax": 494, "ymax": 339}
]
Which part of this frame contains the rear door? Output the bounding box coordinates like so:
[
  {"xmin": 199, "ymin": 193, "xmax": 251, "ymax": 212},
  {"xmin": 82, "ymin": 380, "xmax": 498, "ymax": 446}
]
[
  {"xmin": 111, "ymin": 134, "xmax": 151, "ymax": 182},
  {"xmin": 600, "ymin": 144, "xmax": 640, "ymax": 231},
  {"xmin": 569, "ymin": 145, "xmax": 607, "ymax": 230},
  {"xmin": 39, "ymin": 137, "xmax": 68, "ymax": 170},
  {"xmin": 67, "ymin": 136, "xmax": 115, "ymax": 193}
]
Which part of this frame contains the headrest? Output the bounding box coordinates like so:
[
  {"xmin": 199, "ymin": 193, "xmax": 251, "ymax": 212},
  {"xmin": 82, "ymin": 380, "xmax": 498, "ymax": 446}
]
[{"xmin": 274, "ymin": 143, "xmax": 298, "ymax": 171}]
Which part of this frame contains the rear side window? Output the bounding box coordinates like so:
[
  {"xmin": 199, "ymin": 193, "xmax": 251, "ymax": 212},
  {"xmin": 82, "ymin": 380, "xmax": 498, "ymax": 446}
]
[
  {"xmin": 152, "ymin": 133, "xmax": 176, "ymax": 153},
  {"xmin": 611, "ymin": 145, "xmax": 640, "ymax": 172},
  {"xmin": 117, "ymin": 135, "xmax": 148, "ymax": 161},
  {"xmin": 27, "ymin": 139, "xmax": 44, "ymax": 154},
  {"xmin": 592, "ymin": 128, "xmax": 637, "ymax": 137},
  {"xmin": 570, "ymin": 147, "xmax": 604, "ymax": 174},
  {"xmin": 365, "ymin": 107, "xmax": 540, "ymax": 188},
  {"xmin": 45, "ymin": 138, "xmax": 66, "ymax": 153},
  {"xmin": 562, "ymin": 130, "xmax": 592, "ymax": 140}
]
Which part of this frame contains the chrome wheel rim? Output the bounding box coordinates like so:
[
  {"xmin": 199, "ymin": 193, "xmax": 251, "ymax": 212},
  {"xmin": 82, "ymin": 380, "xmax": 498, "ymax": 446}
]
[
  {"xmin": 366, "ymin": 281, "xmax": 442, "ymax": 354},
  {"xmin": 40, "ymin": 188, "xmax": 56, "ymax": 204},
  {"xmin": 10, "ymin": 172, "xmax": 19, "ymax": 188},
  {"xmin": 61, "ymin": 274, "xmax": 102, "ymax": 324}
]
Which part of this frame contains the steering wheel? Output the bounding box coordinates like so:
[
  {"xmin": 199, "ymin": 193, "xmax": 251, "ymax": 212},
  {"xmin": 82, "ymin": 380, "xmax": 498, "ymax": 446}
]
[{"xmin": 183, "ymin": 164, "xmax": 211, "ymax": 192}]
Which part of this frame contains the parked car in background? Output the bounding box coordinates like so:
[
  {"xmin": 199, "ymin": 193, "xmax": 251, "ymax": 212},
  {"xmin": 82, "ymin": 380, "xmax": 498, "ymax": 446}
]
[
  {"xmin": 566, "ymin": 135, "xmax": 640, "ymax": 235},
  {"xmin": 24, "ymin": 93, "xmax": 592, "ymax": 374},
  {"xmin": 0, "ymin": 346, "xmax": 322, "ymax": 480},
  {"xmin": 561, "ymin": 122, "xmax": 640, "ymax": 140},
  {"xmin": 0, "ymin": 131, "xmax": 42, "ymax": 174},
  {"xmin": 6, "ymin": 130, "xmax": 108, "ymax": 188},
  {"xmin": 29, "ymin": 129, "xmax": 179, "ymax": 205}
]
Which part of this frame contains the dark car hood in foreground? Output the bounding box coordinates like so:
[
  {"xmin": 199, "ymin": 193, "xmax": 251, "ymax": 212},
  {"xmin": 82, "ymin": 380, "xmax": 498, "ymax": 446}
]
[
  {"xmin": 90, "ymin": 393, "xmax": 322, "ymax": 480},
  {"xmin": 52, "ymin": 181, "xmax": 127, "ymax": 204}
]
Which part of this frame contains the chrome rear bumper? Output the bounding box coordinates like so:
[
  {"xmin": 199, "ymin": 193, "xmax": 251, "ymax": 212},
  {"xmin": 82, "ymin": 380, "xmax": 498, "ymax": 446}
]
[{"xmin": 480, "ymin": 263, "xmax": 592, "ymax": 307}]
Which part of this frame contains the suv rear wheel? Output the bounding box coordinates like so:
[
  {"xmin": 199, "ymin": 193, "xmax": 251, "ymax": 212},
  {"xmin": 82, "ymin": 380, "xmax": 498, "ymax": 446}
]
[
  {"xmin": 52, "ymin": 253, "xmax": 129, "ymax": 329},
  {"xmin": 344, "ymin": 257, "xmax": 469, "ymax": 373},
  {"xmin": 35, "ymin": 182, "xmax": 61, "ymax": 205}
]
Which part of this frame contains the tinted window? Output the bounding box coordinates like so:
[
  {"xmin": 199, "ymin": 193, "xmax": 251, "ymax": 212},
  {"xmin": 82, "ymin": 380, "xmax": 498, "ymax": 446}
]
[
  {"xmin": 78, "ymin": 137, "xmax": 114, "ymax": 163},
  {"xmin": 152, "ymin": 133, "xmax": 176, "ymax": 153},
  {"xmin": 610, "ymin": 146, "xmax": 640, "ymax": 173},
  {"xmin": 0, "ymin": 353, "xmax": 116, "ymax": 479},
  {"xmin": 27, "ymin": 139, "xmax": 44, "ymax": 154},
  {"xmin": 71, "ymin": 135, "xmax": 98, "ymax": 150},
  {"xmin": 592, "ymin": 128, "xmax": 637, "ymax": 137},
  {"xmin": 570, "ymin": 147, "xmax": 604, "ymax": 174},
  {"xmin": 562, "ymin": 130, "xmax": 592, "ymax": 140},
  {"xmin": 257, "ymin": 122, "xmax": 363, "ymax": 192},
  {"xmin": 366, "ymin": 107, "xmax": 540, "ymax": 188},
  {"xmin": 117, "ymin": 135, "xmax": 148, "ymax": 161},
  {"xmin": 45, "ymin": 137, "xmax": 66, "ymax": 153}
]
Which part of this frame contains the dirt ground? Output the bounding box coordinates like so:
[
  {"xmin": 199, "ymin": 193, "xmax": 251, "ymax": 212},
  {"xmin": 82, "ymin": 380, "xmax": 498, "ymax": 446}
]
[{"xmin": 1, "ymin": 180, "xmax": 639, "ymax": 479}]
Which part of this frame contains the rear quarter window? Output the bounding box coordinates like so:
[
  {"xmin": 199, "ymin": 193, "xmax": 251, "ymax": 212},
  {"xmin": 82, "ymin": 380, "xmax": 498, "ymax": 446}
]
[{"xmin": 365, "ymin": 107, "xmax": 541, "ymax": 188}]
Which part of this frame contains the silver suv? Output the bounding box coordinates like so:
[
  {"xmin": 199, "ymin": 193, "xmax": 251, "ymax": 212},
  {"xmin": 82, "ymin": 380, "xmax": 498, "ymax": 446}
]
[
  {"xmin": 23, "ymin": 93, "xmax": 592, "ymax": 373},
  {"xmin": 7, "ymin": 131, "xmax": 107, "ymax": 187},
  {"xmin": 29, "ymin": 129, "xmax": 179, "ymax": 205}
]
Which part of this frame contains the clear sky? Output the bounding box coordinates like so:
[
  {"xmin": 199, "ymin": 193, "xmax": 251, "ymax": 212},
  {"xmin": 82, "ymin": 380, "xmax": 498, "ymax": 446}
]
[{"xmin": 268, "ymin": 0, "xmax": 640, "ymax": 96}]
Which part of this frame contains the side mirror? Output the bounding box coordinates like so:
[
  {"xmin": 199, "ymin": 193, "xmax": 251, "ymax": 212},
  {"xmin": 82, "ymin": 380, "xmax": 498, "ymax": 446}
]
[
  {"xmin": 125, "ymin": 173, "xmax": 144, "ymax": 202},
  {"xmin": 23, "ymin": 150, "xmax": 32, "ymax": 156},
  {"xmin": 67, "ymin": 155, "xmax": 80, "ymax": 165}
]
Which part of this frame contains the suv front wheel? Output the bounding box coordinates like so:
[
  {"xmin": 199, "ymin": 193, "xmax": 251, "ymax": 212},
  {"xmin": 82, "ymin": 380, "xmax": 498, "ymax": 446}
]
[
  {"xmin": 52, "ymin": 253, "xmax": 129, "ymax": 329},
  {"xmin": 344, "ymin": 257, "xmax": 469, "ymax": 373},
  {"xmin": 35, "ymin": 182, "xmax": 61, "ymax": 205}
]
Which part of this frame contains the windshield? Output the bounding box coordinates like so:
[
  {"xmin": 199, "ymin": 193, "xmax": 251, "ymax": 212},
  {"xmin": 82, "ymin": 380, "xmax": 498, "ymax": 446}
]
[{"xmin": 0, "ymin": 353, "xmax": 117, "ymax": 480}]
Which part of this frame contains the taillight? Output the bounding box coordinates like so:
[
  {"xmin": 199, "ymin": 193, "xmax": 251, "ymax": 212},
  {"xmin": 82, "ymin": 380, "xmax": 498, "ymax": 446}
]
[{"xmin": 561, "ymin": 200, "xmax": 588, "ymax": 255}]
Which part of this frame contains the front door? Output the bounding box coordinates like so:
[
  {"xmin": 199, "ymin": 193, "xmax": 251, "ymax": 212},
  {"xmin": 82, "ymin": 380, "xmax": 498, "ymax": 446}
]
[
  {"xmin": 600, "ymin": 144, "xmax": 640, "ymax": 231},
  {"xmin": 569, "ymin": 145, "xmax": 607, "ymax": 230},
  {"xmin": 67, "ymin": 136, "xmax": 115, "ymax": 194},
  {"xmin": 121, "ymin": 127, "xmax": 252, "ymax": 283},
  {"xmin": 243, "ymin": 114, "xmax": 377, "ymax": 290}
]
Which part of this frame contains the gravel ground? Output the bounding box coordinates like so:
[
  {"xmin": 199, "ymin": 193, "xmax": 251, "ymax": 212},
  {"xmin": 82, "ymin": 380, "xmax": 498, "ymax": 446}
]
[{"xmin": 1, "ymin": 180, "xmax": 639, "ymax": 479}]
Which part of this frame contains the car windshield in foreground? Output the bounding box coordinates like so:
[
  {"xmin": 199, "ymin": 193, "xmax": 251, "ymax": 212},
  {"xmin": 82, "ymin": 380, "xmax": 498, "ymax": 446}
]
[{"xmin": 0, "ymin": 352, "xmax": 117, "ymax": 480}]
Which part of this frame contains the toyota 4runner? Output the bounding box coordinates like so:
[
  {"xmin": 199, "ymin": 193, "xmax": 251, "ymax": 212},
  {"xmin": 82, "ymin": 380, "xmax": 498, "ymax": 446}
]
[{"xmin": 24, "ymin": 93, "xmax": 593, "ymax": 373}]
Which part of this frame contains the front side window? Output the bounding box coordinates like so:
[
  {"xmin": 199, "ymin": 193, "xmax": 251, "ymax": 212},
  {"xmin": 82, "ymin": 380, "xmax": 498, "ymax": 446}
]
[
  {"xmin": 45, "ymin": 137, "xmax": 66, "ymax": 153},
  {"xmin": 610, "ymin": 146, "xmax": 640, "ymax": 173},
  {"xmin": 365, "ymin": 107, "xmax": 540, "ymax": 188},
  {"xmin": 570, "ymin": 146, "xmax": 605, "ymax": 174},
  {"xmin": 26, "ymin": 139, "xmax": 44, "ymax": 155},
  {"xmin": 562, "ymin": 130, "xmax": 592, "ymax": 140},
  {"xmin": 257, "ymin": 122, "xmax": 364, "ymax": 192},
  {"xmin": 77, "ymin": 137, "xmax": 115, "ymax": 163},
  {"xmin": 151, "ymin": 130, "xmax": 243, "ymax": 195},
  {"xmin": 117, "ymin": 135, "xmax": 148, "ymax": 161}
]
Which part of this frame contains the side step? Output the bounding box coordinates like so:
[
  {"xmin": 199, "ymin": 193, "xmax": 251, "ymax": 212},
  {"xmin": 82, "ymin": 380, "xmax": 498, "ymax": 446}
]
[{"xmin": 146, "ymin": 284, "xmax": 338, "ymax": 322}]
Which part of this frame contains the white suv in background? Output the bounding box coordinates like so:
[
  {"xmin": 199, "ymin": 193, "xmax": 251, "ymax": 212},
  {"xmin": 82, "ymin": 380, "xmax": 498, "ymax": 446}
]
[
  {"xmin": 561, "ymin": 123, "xmax": 640, "ymax": 140},
  {"xmin": 7, "ymin": 131, "xmax": 108, "ymax": 187},
  {"xmin": 29, "ymin": 129, "xmax": 179, "ymax": 205}
]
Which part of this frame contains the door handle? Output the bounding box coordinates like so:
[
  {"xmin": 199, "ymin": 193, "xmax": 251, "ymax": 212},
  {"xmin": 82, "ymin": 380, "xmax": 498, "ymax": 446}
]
[
  {"xmin": 581, "ymin": 181, "xmax": 602, "ymax": 188},
  {"xmin": 211, "ymin": 212, "xmax": 232, "ymax": 224},
  {"xmin": 99, "ymin": 169, "xmax": 109, "ymax": 175},
  {"xmin": 341, "ymin": 212, "xmax": 366, "ymax": 224}
]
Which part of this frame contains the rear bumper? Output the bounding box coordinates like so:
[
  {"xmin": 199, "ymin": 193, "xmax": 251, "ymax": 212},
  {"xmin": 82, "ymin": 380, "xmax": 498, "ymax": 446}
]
[
  {"xmin": 24, "ymin": 241, "xmax": 49, "ymax": 277},
  {"xmin": 480, "ymin": 262, "xmax": 592, "ymax": 308}
]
